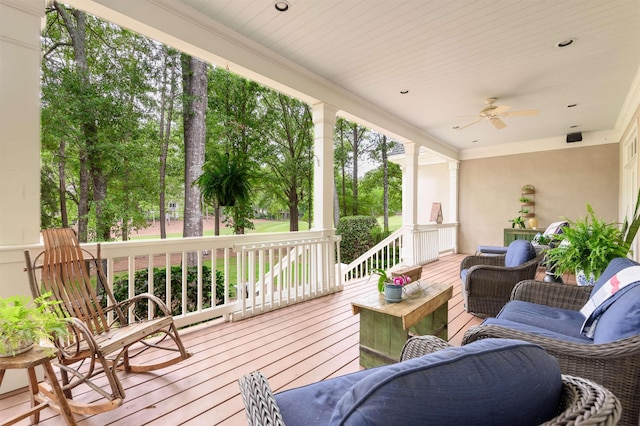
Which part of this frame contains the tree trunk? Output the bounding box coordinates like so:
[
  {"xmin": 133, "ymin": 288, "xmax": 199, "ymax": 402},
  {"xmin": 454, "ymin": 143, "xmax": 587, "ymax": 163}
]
[
  {"xmin": 56, "ymin": 4, "xmax": 94, "ymax": 241},
  {"xmin": 159, "ymin": 48, "xmax": 177, "ymax": 240},
  {"xmin": 181, "ymin": 54, "xmax": 206, "ymax": 241},
  {"xmin": 57, "ymin": 139, "xmax": 69, "ymax": 228},
  {"xmin": 382, "ymin": 135, "xmax": 389, "ymax": 233},
  {"xmin": 352, "ymin": 124, "xmax": 359, "ymax": 215}
]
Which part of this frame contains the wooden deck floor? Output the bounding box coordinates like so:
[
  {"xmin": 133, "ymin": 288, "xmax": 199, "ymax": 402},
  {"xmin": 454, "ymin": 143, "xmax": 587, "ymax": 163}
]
[{"xmin": 0, "ymin": 253, "xmax": 487, "ymax": 425}]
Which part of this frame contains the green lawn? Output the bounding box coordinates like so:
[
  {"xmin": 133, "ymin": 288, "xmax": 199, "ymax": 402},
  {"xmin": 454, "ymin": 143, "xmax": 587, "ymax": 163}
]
[{"xmin": 131, "ymin": 214, "xmax": 402, "ymax": 240}]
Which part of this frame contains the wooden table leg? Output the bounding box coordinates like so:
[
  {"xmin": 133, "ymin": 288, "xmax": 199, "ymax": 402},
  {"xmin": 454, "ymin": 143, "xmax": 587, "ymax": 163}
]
[{"xmin": 26, "ymin": 367, "xmax": 41, "ymax": 424}]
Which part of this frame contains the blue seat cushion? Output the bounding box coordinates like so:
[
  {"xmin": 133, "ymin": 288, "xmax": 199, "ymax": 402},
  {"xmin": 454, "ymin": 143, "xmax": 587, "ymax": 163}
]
[
  {"xmin": 492, "ymin": 300, "xmax": 590, "ymax": 342},
  {"xmin": 504, "ymin": 240, "xmax": 537, "ymax": 267},
  {"xmin": 275, "ymin": 367, "xmax": 380, "ymax": 426},
  {"xmin": 329, "ymin": 339, "xmax": 562, "ymax": 426},
  {"xmin": 482, "ymin": 317, "xmax": 592, "ymax": 343}
]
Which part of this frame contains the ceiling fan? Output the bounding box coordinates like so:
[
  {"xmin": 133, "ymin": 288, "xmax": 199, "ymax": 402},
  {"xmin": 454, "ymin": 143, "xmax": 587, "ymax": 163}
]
[{"xmin": 457, "ymin": 97, "xmax": 539, "ymax": 130}]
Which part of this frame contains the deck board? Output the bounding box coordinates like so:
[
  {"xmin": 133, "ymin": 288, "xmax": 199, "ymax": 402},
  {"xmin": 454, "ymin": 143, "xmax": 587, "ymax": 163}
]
[{"xmin": 1, "ymin": 253, "xmax": 522, "ymax": 425}]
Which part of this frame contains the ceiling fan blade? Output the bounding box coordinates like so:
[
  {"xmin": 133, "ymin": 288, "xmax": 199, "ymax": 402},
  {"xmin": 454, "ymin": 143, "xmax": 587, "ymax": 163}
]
[
  {"xmin": 456, "ymin": 119, "xmax": 481, "ymax": 130},
  {"xmin": 491, "ymin": 118, "xmax": 507, "ymax": 130},
  {"xmin": 504, "ymin": 109, "xmax": 539, "ymax": 117},
  {"xmin": 492, "ymin": 105, "xmax": 511, "ymax": 115}
]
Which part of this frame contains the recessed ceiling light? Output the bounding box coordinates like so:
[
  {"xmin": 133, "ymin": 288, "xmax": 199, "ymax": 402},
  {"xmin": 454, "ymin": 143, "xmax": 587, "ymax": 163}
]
[
  {"xmin": 274, "ymin": 1, "xmax": 290, "ymax": 12},
  {"xmin": 569, "ymin": 125, "xmax": 579, "ymax": 128},
  {"xmin": 452, "ymin": 126, "xmax": 460, "ymax": 130},
  {"xmin": 567, "ymin": 104, "xmax": 577, "ymax": 108},
  {"xmin": 556, "ymin": 38, "xmax": 575, "ymax": 48},
  {"xmin": 472, "ymin": 140, "xmax": 479, "ymax": 144},
  {"xmin": 400, "ymin": 90, "xmax": 409, "ymax": 94}
]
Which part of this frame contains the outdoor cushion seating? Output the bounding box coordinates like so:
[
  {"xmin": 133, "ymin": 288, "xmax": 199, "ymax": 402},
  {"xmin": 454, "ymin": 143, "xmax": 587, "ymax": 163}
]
[
  {"xmin": 463, "ymin": 257, "xmax": 640, "ymax": 425},
  {"xmin": 460, "ymin": 239, "xmax": 543, "ymax": 317},
  {"xmin": 239, "ymin": 335, "xmax": 621, "ymax": 426}
]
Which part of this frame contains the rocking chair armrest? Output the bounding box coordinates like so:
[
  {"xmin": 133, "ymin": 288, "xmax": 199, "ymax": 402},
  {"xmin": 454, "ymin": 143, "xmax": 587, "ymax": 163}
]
[
  {"xmin": 56, "ymin": 316, "xmax": 102, "ymax": 359},
  {"xmin": 112, "ymin": 293, "xmax": 173, "ymax": 317}
]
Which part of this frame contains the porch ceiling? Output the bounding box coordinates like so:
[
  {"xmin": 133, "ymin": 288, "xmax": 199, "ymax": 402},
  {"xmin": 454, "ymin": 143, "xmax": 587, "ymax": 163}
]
[{"xmin": 176, "ymin": 0, "xmax": 640, "ymax": 153}]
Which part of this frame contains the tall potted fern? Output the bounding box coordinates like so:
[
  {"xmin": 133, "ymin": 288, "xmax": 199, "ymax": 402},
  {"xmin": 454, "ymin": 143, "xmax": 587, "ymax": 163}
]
[{"xmin": 546, "ymin": 192, "xmax": 640, "ymax": 285}]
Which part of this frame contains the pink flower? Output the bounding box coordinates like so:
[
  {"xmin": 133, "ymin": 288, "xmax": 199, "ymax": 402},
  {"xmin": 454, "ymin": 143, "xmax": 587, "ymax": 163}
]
[{"xmin": 392, "ymin": 275, "xmax": 412, "ymax": 286}]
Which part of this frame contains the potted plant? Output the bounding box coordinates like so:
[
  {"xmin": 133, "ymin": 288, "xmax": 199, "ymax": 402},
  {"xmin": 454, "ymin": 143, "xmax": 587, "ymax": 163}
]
[
  {"xmin": 545, "ymin": 200, "xmax": 640, "ymax": 285},
  {"xmin": 371, "ymin": 269, "xmax": 412, "ymax": 302},
  {"xmin": 509, "ymin": 216, "xmax": 526, "ymax": 229},
  {"xmin": 0, "ymin": 292, "xmax": 68, "ymax": 357}
]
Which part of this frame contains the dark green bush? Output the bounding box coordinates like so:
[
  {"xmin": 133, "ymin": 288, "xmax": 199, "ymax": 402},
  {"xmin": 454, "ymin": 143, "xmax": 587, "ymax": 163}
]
[
  {"xmin": 336, "ymin": 215, "xmax": 381, "ymax": 264},
  {"xmin": 112, "ymin": 265, "xmax": 224, "ymax": 318}
]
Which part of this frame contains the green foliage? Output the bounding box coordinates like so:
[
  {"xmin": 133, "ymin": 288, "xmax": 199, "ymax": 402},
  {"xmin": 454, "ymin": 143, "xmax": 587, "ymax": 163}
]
[
  {"xmin": 546, "ymin": 204, "xmax": 628, "ymax": 280},
  {"xmin": 196, "ymin": 153, "xmax": 253, "ymax": 207},
  {"xmin": 336, "ymin": 215, "xmax": 381, "ymax": 263},
  {"xmin": 509, "ymin": 216, "xmax": 526, "ymax": 229},
  {"xmin": 112, "ymin": 265, "xmax": 225, "ymax": 318},
  {"xmin": 0, "ymin": 292, "xmax": 68, "ymax": 356},
  {"xmin": 620, "ymin": 189, "xmax": 640, "ymax": 255}
]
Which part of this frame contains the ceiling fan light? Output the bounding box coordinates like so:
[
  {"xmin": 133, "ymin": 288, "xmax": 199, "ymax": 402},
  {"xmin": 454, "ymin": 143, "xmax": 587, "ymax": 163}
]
[{"xmin": 274, "ymin": 1, "xmax": 290, "ymax": 12}]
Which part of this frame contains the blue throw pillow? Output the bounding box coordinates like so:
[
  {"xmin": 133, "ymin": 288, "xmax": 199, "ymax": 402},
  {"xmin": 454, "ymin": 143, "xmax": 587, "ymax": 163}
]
[
  {"xmin": 329, "ymin": 339, "xmax": 562, "ymax": 426},
  {"xmin": 591, "ymin": 257, "xmax": 639, "ymax": 294},
  {"xmin": 580, "ymin": 258, "xmax": 640, "ymax": 339},
  {"xmin": 592, "ymin": 284, "xmax": 640, "ymax": 344},
  {"xmin": 504, "ymin": 240, "xmax": 536, "ymax": 267}
]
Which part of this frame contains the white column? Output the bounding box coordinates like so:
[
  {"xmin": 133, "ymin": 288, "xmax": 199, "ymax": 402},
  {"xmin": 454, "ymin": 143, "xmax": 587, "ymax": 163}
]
[
  {"xmin": 402, "ymin": 142, "xmax": 419, "ymax": 266},
  {"xmin": 448, "ymin": 160, "xmax": 460, "ymax": 223},
  {"xmin": 311, "ymin": 103, "xmax": 337, "ymax": 231},
  {"xmin": 0, "ymin": 0, "xmax": 43, "ymax": 391},
  {"xmin": 0, "ymin": 0, "xmax": 43, "ymax": 286}
]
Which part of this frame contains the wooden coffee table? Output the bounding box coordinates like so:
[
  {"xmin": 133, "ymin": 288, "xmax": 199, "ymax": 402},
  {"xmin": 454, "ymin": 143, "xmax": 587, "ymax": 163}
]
[{"xmin": 351, "ymin": 281, "xmax": 453, "ymax": 368}]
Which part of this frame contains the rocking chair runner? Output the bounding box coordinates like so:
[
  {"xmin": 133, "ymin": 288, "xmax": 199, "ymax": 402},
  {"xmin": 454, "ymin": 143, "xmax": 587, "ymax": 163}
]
[{"xmin": 24, "ymin": 228, "xmax": 191, "ymax": 415}]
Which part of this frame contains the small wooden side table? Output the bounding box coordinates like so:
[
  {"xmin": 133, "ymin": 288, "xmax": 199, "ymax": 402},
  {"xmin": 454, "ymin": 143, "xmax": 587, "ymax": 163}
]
[
  {"xmin": 0, "ymin": 345, "xmax": 76, "ymax": 426},
  {"xmin": 351, "ymin": 281, "xmax": 453, "ymax": 368}
]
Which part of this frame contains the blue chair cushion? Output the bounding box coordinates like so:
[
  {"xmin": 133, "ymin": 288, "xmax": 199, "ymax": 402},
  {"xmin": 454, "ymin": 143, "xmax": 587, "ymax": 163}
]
[
  {"xmin": 275, "ymin": 367, "xmax": 380, "ymax": 426},
  {"xmin": 329, "ymin": 339, "xmax": 562, "ymax": 426},
  {"xmin": 477, "ymin": 245, "xmax": 508, "ymax": 255},
  {"xmin": 490, "ymin": 300, "xmax": 590, "ymax": 342},
  {"xmin": 482, "ymin": 317, "xmax": 592, "ymax": 343},
  {"xmin": 504, "ymin": 240, "xmax": 537, "ymax": 267}
]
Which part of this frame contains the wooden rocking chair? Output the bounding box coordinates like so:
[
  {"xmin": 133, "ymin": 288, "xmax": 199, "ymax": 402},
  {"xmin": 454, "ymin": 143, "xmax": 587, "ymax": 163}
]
[{"xmin": 24, "ymin": 228, "xmax": 191, "ymax": 415}]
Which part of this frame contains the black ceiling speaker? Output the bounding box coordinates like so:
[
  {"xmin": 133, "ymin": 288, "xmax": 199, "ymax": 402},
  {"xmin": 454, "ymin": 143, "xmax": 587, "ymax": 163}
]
[{"xmin": 566, "ymin": 132, "xmax": 583, "ymax": 143}]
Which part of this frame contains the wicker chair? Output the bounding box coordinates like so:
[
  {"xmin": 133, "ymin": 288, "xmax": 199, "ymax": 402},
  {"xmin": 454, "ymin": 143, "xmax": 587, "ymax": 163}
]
[
  {"xmin": 24, "ymin": 228, "xmax": 191, "ymax": 415},
  {"xmin": 463, "ymin": 279, "xmax": 639, "ymax": 425},
  {"xmin": 460, "ymin": 243, "xmax": 545, "ymax": 317},
  {"xmin": 239, "ymin": 335, "xmax": 620, "ymax": 426}
]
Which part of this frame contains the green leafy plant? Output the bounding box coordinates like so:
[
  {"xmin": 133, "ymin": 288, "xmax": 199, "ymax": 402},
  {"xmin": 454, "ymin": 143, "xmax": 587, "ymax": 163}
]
[
  {"xmin": 0, "ymin": 292, "xmax": 68, "ymax": 356},
  {"xmin": 519, "ymin": 197, "xmax": 532, "ymax": 203},
  {"xmin": 545, "ymin": 205, "xmax": 628, "ymax": 281},
  {"xmin": 509, "ymin": 216, "xmax": 525, "ymax": 229},
  {"xmin": 371, "ymin": 268, "xmax": 390, "ymax": 293}
]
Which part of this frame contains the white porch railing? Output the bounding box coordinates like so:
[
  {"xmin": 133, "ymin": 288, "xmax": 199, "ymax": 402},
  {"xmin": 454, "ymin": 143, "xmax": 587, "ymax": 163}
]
[
  {"xmin": 81, "ymin": 231, "xmax": 343, "ymax": 328},
  {"xmin": 340, "ymin": 223, "xmax": 459, "ymax": 284},
  {"xmin": 231, "ymin": 235, "xmax": 342, "ymax": 320}
]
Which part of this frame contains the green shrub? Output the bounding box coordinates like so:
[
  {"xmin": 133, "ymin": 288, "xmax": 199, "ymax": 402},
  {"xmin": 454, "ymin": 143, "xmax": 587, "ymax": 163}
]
[
  {"xmin": 112, "ymin": 265, "xmax": 224, "ymax": 318},
  {"xmin": 336, "ymin": 215, "xmax": 381, "ymax": 263}
]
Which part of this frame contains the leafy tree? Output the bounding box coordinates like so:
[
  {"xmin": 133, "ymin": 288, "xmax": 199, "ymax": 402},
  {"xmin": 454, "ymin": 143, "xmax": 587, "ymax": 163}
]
[
  {"xmin": 260, "ymin": 90, "xmax": 314, "ymax": 232},
  {"xmin": 206, "ymin": 68, "xmax": 262, "ymax": 234},
  {"xmin": 41, "ymin": 3, "xmax": 161, "ymax": 241}
]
